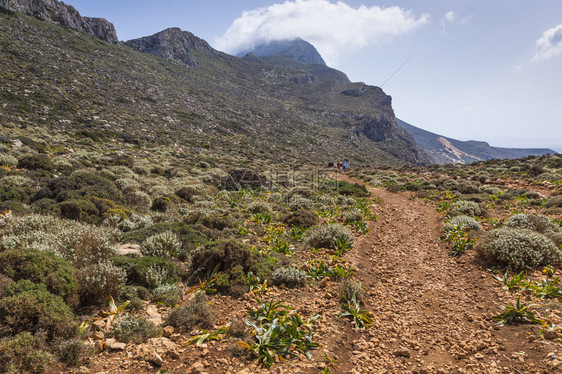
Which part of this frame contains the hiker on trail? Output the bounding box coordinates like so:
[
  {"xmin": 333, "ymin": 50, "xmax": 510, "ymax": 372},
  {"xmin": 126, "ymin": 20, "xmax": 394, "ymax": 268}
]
[
  {"xmin": 328, "ymin": 161, "xmax": 334, "ymax": 168},
  {"xmin": 343, "ymin": 159, "xmax": 350, "ymax": 172}
]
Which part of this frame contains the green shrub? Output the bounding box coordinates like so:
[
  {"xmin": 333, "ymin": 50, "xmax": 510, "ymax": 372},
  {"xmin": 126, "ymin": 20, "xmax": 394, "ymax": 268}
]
[
  {"xmin": 114, "ymin": 285, "xmax": 147, "ymax": 311},
  {"xmin": 305, "ymin": 223, "xmax": 353, "ymax": 249},
  {"xmin": 215, "ymin": 264, "xmax": 248, "ymax": 297},
  {"xmin": 116, "ymin": 213, "xmax": 153, "ymax": 232},
  {"xmin": 0, "ymin": 280, "xmax": 77, "ymax": 341},
  {"xmin": 449, "ymin": 200, "xmax": 483, "ymax": 217},
  {"xmin": 17, "ymin": 155, "xmax": 53, "ymax": 171},
  {"xmin": 0, "ymin": 332, "xmax": 53, "ymax": 374},
  {"xmin": 190, "ymin": 239, "xmax": 254, "ymax": 279},
  {"xmin": 0, "ymin": 248, "xmax": 77, "ymax": 300},
  {"xmin": 325, "ymin": 180, "xmax": 368, "ymax": 197},
  {"xmin": 271, "ymin": 267, "xmax": 306, "ymax": 288},
  {"xmin": 110, "ymin": 315, "xmax": 162, "ymax": 343},
  {"xmin": 165, "ymin": 292, "xmax": 213, "ymax": 332},
  {"xmin": 122, "ymin": 221, "xmax": 207, "ymax": 254},
  {"xmin": 342, "ymin": 209, "xmax": 363, "ymax": 224},
  {"xmin": 475, "ymin": 228, "xmax": 562, "ymax": 271},
  {"xmin": 283, "ymin": 210, "xmax": 317, "ymax": 228},
  {"xmin": 56, "ymin": 199, "xmax": 99, "ymax": 222},
  {"xmin": 110, "ymin": 256, "xmax": 182, "ymax": 289},
  {"xmin": 141, "ymin": 231, "xmax": 182, "ymax": 258},
  {"xmin": 199, "ymin": 213, "xmax": 236, "ymax": 230},
  {"xmin": 143, "ymin": 264, "xmax": 173, "ymax": 288},
  {"xmin": 151, "ymin": 196, "xmax": 171, "ymax": 212},
  {"xmin": 0, "ymin": 214, "xmax": 118, "ymax": 266},
  {"xmin": 445, "ymin": 215, "xmax": 482, "ymax": 232},
  {"xmin": 248, "ymin": 201, "xmax": 272, "ymax": 215},
  {"xmin": 79, "ymin": 261, "xmax": 126, "ymax": 304},
  {"xmin": 32, "ymin": 172, "xmax": 122, "ymax": 204},
  {"xmin": 175, "ymin": 186, "xmax": 200, "ymax": 203},
  {"xmin": 288, "ymin": 196, "xmax": 312, "ymax": 211},
  {"xmin": 505, "ymin": 213, "xmax": 562, "ymax": 246},
  {"xmin": 0, "ymin": 154, "xmax": 18, "ymax": 167},
  {"xmin": 504, "ymin": 213, "xmax": 536, "ymax": 231},
  {"xmin": 152, "ymin": 283, "xmax": 181, "ymax": 306},
  {"xmin": 546, "ymin": 195, "xmax": 562, "ymax": 208},
  {"xmin": 0, "ymin": 274, "xmax": 13, "ymax": 298},
  {"xmin": 228, "ymin": 318, "xmax": 250, "ymax": 339},
  {"xmin": 340, "ymin": 278, "xmax": 363, "ymax": 302},
  {"xmin": 55, "ymin": 338, "xmax": 93, "ymax": 367},
  {"xmin": 0, "ymin": 186, "xmax": 28, "ymax": 202}
]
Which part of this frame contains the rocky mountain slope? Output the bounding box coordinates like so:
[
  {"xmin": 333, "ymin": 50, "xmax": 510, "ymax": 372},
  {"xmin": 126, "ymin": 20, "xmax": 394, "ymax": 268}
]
[
  {"xmin": 125, "ymin": 28, "xmax": 221, "ymax": 68},
  {"xmin": 0, "ymin": 0, "xmax": 117, "ymax": 43},
  {"xmin": 0, "ymin": 2, "xmax": 428, "ymax": 166},
  {"xmin": 238, "ymin": 38, "xmax": 327, "ymax": 65},
  {"xmin": 397, "ymin": 118, "xmax": 557, "ymax": 164}
]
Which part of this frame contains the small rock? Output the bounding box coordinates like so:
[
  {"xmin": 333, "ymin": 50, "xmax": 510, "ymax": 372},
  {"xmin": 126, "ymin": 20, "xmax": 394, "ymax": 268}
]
[
  {"xmin": 163, "ymin": 326, "xmax": 174, "ymax": 338},
  {"xmin": 394, "ymin": 347, "xmax": 411, "ymax": 358},
  {"xmin": 115, "ymin": 243, "xmax": 142, "ymax": 257},
  {"xmin": 544, "ymin": 330, "xmax": 559, "ymax": 340},
  {"xmin": 149, "ymin": 352, "xmax": 164, "ymax": 366},
  {"xmin": 78, "ymin": 366, "xmax": 90, "ymax": 374},
  {"xmin": 145, "ymin": 305, "xmax": 163, "ymax": 325},
  {"xmin": 188, "ymin": 361, "xmax": 206, "ymax": 373},
  {"xmin": 216, "ymin": 358, "xmax": 229, "ymax": 365},
  {"xmin": 166, "ymin": 349, "xmax": 180, "ymax": 360},
  {"xmin": 92, "ymin": 320, "xmax": 106, "ymax": 331},
  {"xmin": 474, "ymin": 353, "xmax": 484, "ymax": 360},
  {"xmin": 102, "ymin": 338, "xmax": 116, "ymax": 351},
  {"xmin": 110, "ymin": 342, "xmax": 127, "ymax": 351}
]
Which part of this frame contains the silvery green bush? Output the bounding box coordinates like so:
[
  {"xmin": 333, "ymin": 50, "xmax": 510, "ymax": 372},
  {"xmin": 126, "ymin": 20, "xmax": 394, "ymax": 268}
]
[
  {"xmin": 80, "ymin": 260, "xmax": 126, "ymax": 302},
  {"xmin": 271, "ymin": 267, "xmax": 306, "ymax": 288},
  {"xmin": 248, "ymin": 201, "xmax": 272, "ymax": 215},
  {"xmin": 305, "ymin": 223, "xmax": 353, "ymax": 249},
  {"xmin": 0, "ymin": 154, "xmax": 18, "ymax": 167},
  {"xmin": 141, "ymin": 231, "xmax": 181, "ymax": 258},
  {"xmin": 342, "ymin": 209, "xmax": 363, "ymax": 224},
  {"xmin": 445, "ymin": 215, "xmax": 482, "ymax": 232},
  {"xmin": 449, "ymin": 200, "xmax": 483, "ymax": 217},
  {"xmin": 475, "ymin": 227, "xmax": 561, "ymax": 271},
  {"xmin": 0, "ymin": 215, "xmax": 117, "ymax": 264}
]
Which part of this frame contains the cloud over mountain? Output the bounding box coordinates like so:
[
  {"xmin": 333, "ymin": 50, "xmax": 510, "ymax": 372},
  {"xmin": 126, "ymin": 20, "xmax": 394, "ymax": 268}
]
[
  {"xmin": 532, "ymin": 24, "xmax": 562, "ymax": 61},
  {"xmin": 214, "ymin": 0, "xmax": 429, "ymax": 66}
]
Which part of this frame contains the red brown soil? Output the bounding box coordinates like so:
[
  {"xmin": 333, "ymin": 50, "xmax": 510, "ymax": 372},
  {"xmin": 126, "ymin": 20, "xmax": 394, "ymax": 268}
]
[{"xmin": 52, "ymin": 179, "xmax": 561, "ymax": 374}]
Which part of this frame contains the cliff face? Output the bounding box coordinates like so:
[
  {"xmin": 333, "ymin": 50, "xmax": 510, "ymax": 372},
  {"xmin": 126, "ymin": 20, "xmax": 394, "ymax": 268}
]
[
  {"xmin": 125, "ymin": 28, "xmax": 219, "ymax": 68},
  {"xmin": 0, "ymin": 0, "xmax": 117, "ymax": 43},
  {"xmin": 354, "ymin": 86, "xmax": 426, "ymax": 164}
]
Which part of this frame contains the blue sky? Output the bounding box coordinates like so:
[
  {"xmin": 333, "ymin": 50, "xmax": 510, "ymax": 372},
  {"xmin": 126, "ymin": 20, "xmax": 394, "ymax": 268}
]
[{"xmin": 64, "ymin": 0, "xmax": 562, "ymax": 152}]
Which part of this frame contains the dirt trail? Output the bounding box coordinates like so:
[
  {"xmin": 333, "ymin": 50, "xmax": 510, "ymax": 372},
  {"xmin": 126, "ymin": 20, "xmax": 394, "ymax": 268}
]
[
  {"xmin": 335, "ymin": 178, "xmax": 554, "ymax": 373},
  {"xmin": 55, "ymin": 179, "xmax": 560, "ymax": 374}
]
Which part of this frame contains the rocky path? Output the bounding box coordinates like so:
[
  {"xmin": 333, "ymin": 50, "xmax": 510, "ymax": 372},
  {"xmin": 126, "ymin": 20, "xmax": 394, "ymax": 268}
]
[{"xmin": 335, "ymin": 180, "xmax": 555, "ymax": 373}]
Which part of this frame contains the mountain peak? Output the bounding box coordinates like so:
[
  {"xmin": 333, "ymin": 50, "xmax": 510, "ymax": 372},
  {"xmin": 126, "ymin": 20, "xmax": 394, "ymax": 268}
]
[
  {"xmin": 125, "ymin": 27, "xmax": 219, "ymax": 68},
  {"xmin": 240, "ymin": 38, "xmax": 326, "ymax": 66},
  {"xmin": 0, "ymin": 0, "xmax": 117, "ymax": 43}
]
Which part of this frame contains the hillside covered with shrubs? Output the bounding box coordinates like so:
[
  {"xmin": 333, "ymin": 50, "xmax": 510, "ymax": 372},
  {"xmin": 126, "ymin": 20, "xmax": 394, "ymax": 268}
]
[{"xmin": 1, "ymin": 2, "xmax": 562, "ymax": 373}]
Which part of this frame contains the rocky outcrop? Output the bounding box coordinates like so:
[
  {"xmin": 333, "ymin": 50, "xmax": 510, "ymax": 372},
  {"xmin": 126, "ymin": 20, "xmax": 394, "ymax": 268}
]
[
  {"xmin": 240, "ymin": 38, "xmax": 326, "ymax": 65},
  {"xmin": 0, "ymin": 0, "xmax": 118, "ymax": 43},
  {"xmin": 125, "ymin": 28, "xmax": 219, "ymax": 68}
]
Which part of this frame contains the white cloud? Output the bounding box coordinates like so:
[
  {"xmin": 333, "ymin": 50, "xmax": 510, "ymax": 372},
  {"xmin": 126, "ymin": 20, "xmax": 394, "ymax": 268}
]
[
  {"xmin": 444, "ymin": 11, "xmax": 456, "ymax": 23},
  {"xmin": 532, "ymin": 24, "xmax": 562, "ymax": 62},
  {"xmin": 214, "ymin": 0, "xmax": 429, "ymax": 66}
]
